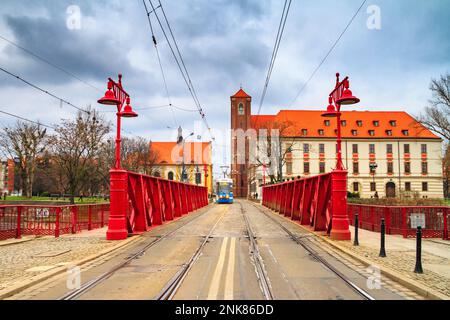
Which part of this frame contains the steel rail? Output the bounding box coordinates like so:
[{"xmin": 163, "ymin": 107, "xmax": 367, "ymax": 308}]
[
  {"xmin": 250, "ymin": 202, "xmax": 376, "ymax": 301},
  {"xmin": 154, "ymin": 207, "xmax": 227, "ymax": 300},
  {"xmin": 58, "ymin": 206, "xmax": 212, "ymax": 300},
  {"xmin": 239, "ymin": 202, "xmax": 274, "ymax": 300}
]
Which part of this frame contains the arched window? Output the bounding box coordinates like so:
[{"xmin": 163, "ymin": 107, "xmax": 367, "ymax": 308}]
[
  {"xmin": 168, "ymin": 171, "xmax": 174, "ymax": 180},
  {"xmin": 238, "ymin": 103, "xmax": 244, "ymax": 115}
]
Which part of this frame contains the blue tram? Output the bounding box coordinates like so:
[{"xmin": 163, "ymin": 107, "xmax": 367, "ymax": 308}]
[{"xmin": 215, "ymin": 178, "xmax": 234, "ymax": 204}]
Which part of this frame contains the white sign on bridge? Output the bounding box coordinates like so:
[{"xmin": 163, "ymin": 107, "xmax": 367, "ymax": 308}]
[{"xmin": 410, "ymin": 213, "xmax": 426, "ymax": 229}]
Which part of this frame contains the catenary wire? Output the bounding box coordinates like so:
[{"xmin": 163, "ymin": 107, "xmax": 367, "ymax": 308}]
[
  {"xmin": 0, "ymin": 66, "xmax": 90, "ymax": 114},
  {"xmin": 142, "ymin": 0, "xmax": 178, "ymax": 128},
  {"xmin": 145, "ymin": 0, "xmax": 215, "ymax": 141},
  {"xmin": 255, "ymin": 0, "xmax": 292, "ymax": 127},
  {"xmin": 0, "ymin": 109, "xmax": 56, "ymax": 129},
  {"xmin": 289, "ymin": 0, "xmax": 367, "ymax": 107},
  {"xmin": 0, "ymin": 34, "xmax": 102, "ymax": 92}
]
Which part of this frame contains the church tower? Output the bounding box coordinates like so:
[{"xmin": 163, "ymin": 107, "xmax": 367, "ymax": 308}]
[{"xmin": 230, "ymin": 88, "xmax": 251, "ymax": 198}]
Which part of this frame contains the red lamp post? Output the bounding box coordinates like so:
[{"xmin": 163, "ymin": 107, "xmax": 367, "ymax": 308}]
[
  {"xmin": 322, "ymin": 73, "xmax": 360, "ymax": 240},
  {"xmin": 98, "ymin": 74, "xmax": 138, "ymax": 169},
  {"xmin": 98, "ymin": 74, "xmax": 138, "ymax": 240}
]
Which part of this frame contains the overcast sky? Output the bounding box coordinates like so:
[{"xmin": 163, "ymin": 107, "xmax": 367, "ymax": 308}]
[{"xmin": 0, "ymin": 0, "xmax": 449, "ymax": 177}]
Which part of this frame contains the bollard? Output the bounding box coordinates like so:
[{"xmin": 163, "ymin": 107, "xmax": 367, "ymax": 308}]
[
  {"xmin": 414, "ymin": 226, "xmax": 424, "ymax": 274},
  {"xmin": 353, "ymin": 213, "xmax": 359, "ymax": 246},
  {"xmin": 379, "ymin": 218, "xmax": 386, "ymax": 257}
]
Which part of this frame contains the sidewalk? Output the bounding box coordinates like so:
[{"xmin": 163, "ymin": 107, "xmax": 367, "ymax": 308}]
[
  {"xmin": 0, "ymin": 227, "xmax": 137, "ymax": 296},
  {"xmin": 326, "ymin": 226, "xmax": 450, "ymax": 298}
]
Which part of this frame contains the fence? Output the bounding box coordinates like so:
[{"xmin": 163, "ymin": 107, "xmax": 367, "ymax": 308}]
[
  {"xmin": 348, "ymin": 204, "xmax": 449, "ymax": 240},
  {"xmin": 262, "ymin": 173, "xmax": 334, "ymax": 233},
  {"xmin": 107, "ymin": 170, "xmax": 209, "ymax": 240},
  {"xmin": 0, "ymin": 203, "xmax": 110, "ymax": 241},
  {"xmin": 126, "ymin": 172, "xmax": 208, "ymax": 229}
]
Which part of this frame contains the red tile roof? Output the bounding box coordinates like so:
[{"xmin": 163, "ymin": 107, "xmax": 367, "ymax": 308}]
[
  {"xmin": 251, "ymin": 110, "xmax": 440, "ymax": 139},
  {"xmin": 151, "ymin": 142, "xmax": 212, "ymax": 165},
  {"xmin": 231, "ymin": 88, "xmax": 251, "ymax": 98}
]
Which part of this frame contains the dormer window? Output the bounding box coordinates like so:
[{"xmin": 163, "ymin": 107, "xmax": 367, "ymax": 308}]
[
  {"xmin": 301, "ymin": 129, "xmax": 308, "ymax": 136},
  {"xmin": 389, "ymin": 120, "xmax": 397, "ymax": 127},
  {"xmin": 351, "ymin": 130, "xmax": 358, "ymax": 136},
  {"xmin": 341, "ymin": 120, "xmax": 347, "ymax": 127},
  {"xmin": 402, "ymin": 130, "xmax": 409, "ymax": 136},
  {"xmin": 368, "ymin": 130, "xmax": 375, "ymax": 136},
  {"xmin": 238, "ymin": 103, "xmax": 244, "ymax": 115},
  {"xmin": 318, "ymin": 129, "xmax": 324, "ymax": 136},
  {"xmin": 373, "ymin": 120, "xmax": 379, "ymax": 127},
  {"xmin": 324, "ymin": 120, "xmax": 330, "ymax": 126},
  {"xmin": 386, "ymin": 130, "xmax": 393, "ymax": 136},
  {"xmin": 356, "ymin": 120, "xmax": 363, "ymax": 127}
]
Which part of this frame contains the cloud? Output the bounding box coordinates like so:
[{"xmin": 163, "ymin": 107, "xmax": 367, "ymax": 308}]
[{"xmin": 0, "ymin": 0, "xmax": 449, "ymax": 176}]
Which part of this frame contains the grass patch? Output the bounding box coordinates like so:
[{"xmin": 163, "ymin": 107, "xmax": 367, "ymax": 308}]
[{"xmin": 0, "ymin": 196, "xmax": 108, "ymax": 204}]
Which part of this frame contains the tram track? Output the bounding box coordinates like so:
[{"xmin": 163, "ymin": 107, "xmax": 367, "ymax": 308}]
[
  {"xmin": 154, "ymin": 208, "xmax": 227, "ymax": 300},
  {"xmin": 249, "ymin": 202, "xmax": 376, "ymax": 301},
  {"xmin": 157, "ymin": 200, "xmax": 275, "ymax": 300},
  {"xmin": 239, "ymin": 202, "xmax": 274, "ymax": 300},
  {"xmin": 58, "ymin": 205, "xmax": 214, "ymax": 300}
]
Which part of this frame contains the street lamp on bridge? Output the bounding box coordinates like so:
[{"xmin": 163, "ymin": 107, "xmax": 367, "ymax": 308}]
[
  {"xmin": 98, "ymin": 74, "xmax": 138, "ymax": 170},
  {"xmin": 97, "ymin": 74, "xmax": 138, "ymax": 240},
  {"xmin": 322, "ymin": 73, "xmax": 360, "ymax": 170},
  {"xmin": 321, "ymin": 73, "xmax": 360, "ymax": 241}
]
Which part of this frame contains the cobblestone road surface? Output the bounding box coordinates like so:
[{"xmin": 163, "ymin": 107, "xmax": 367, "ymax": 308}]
[{"xmin": 0, "ymin": 228, "xmax": 116, "ymax": 291}]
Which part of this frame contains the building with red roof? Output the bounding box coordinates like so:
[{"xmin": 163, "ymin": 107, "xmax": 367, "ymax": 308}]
[
  {"xmin": 230, "ymin": 88, "xmax": 443, "ymax": 199},
  {"xmin": 150, "ymin": 141, "xmax": 213, "ymax": 193}
]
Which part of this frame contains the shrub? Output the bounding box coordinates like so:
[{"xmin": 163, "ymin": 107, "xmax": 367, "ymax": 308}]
[
  {"xmin": 348, "ymin": 197, "xmax": 446, "ymax": 206},
  {"xmin": 347, "ymin": 192, "xmax": 360, "ymax": 199}
]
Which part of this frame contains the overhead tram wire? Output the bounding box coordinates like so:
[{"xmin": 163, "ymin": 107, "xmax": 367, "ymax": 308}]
[
  {"xmin": 147, "ymin": 0, "xmax": 207, "ymax": 125},
  {"xmin": 145, "ymin": 0, "xmax": 215, "ymax": 141},
  {"xmin": 255, "ymin": 0, "xmax": 292, "ymax": 128},
  {"xmin": 0, "ymin": 109, "xmax": 56, "ymax": 130},
  {"xmin": 157, "ymin": 0, "xmax": 202, "ymax": 109},
  {"xmin": 0, "ymin": 67, "xmax": 90, "ymax": 114},
  {"xmin": 142, "ymin": 0, "xmax": 178, "ymax": 128},
  {"xmin": 289, "ymin": 0, "xmax": 367, "ymax": 107},
  {"xmin": 0, "ymin": 34, "xmax": 102, "ymax": 93}
]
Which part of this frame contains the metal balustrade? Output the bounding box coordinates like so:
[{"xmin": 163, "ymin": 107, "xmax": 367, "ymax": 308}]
[
  {"xmin": 0, "ymin": 203, "xmax": 110, "ymax": 240},
  {"xmin": 262, "ymin": 173, "xmax": 335, "ymax": 234},
  {"xmin": 107, "ymin": 170, "xmax": 209, "ymax": 240},
  {"xmin": 348, "ymin": 204, "xmax": 449, "ymax": 240}
]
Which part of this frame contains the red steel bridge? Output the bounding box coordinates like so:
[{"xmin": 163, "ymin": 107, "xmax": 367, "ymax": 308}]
[{"xmin": 0, "ymin": 74, "xmax": 447, "ymax": 301}]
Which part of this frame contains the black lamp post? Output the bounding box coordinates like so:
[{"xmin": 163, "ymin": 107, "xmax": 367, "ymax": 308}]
[{"xmin": 369, "ymin": 163, "xmax": 378, "ymax": 196}]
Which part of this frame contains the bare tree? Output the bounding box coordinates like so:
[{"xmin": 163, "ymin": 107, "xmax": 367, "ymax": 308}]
[
  {"xmin": 121, "ymin": 137, "xmax": 160, "ymax": 175},
  {"xmin": 419, "ymin": 73, "xmax": 450, "ymax": 141},
  {"xmin": 48, "ymin": 108, "xmax": 110, "ymax": 204},
  {"xmin": 0, "ymin": 121, "xmax": 47, "ymax": 197},
  {"xmin": 250, "ymin": 119, "xmax": 295, "ymax": 184},
  {"xmin": 443, "ymin": 144, "xmax": 450, "ymax": 198},
  {"xmin": 419, "ymin": 74, "xmax": 450, "ymax": 197}
]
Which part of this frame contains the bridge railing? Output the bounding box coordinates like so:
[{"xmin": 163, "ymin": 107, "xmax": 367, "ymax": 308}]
[
  {"xmin": 262, "ymin": 173, "xmax": 334, "ymax": 233},
  {"xmin": 107, "ymin": 169, "xmax": 209, "ymax": 240},
  {"xmin": 262, "ymin": 170, "xmax": 351, "ymax": 240},
  {"xmin": 0, "ymin": 203, "xmax": 110, "ymax": 240},
  {"xmin": 348, "ymin": 204, "xmax": 449, "ymax": 240}
]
